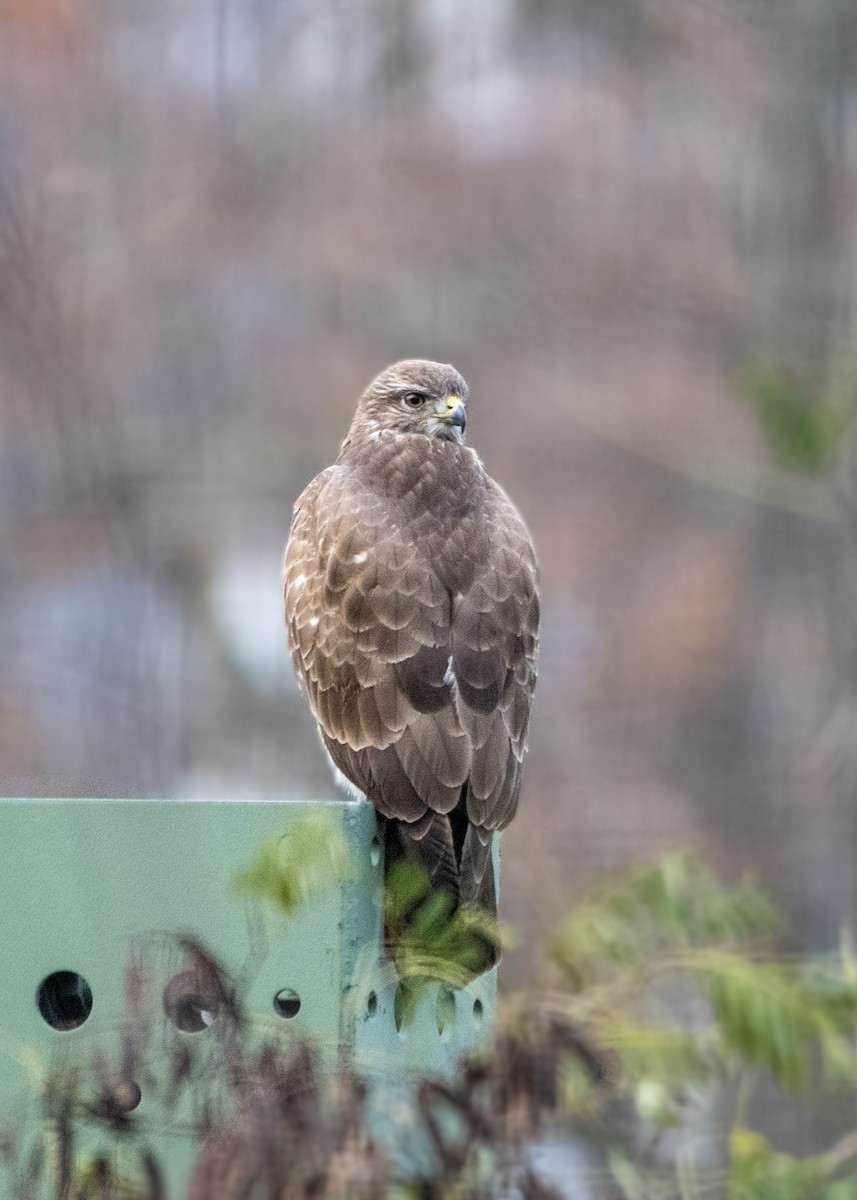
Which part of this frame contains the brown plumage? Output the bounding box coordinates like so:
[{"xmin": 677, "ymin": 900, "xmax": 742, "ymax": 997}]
[{"xmin": 283, "ymin": 360, "xmax": 539, "ymax": 972}]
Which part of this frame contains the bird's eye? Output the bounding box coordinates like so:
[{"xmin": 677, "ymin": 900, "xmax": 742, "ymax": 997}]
[{"xmin": 401, "ymin": 392, "xmax": 426, "ymax": 409}]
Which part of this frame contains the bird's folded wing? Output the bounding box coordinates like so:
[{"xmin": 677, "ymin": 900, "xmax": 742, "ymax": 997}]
[
  {"xmin": 450, "ymin": 481, "xmax": 540, "ymax": 830},
  {"xmin": 284, "ymin": 468, "xmax": 538, "ymax": 833}
]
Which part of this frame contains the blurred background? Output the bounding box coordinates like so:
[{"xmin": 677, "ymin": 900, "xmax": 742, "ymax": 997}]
[{"xmin": 1, "ymin": 0, "xmax": 857, "ymax": 988}]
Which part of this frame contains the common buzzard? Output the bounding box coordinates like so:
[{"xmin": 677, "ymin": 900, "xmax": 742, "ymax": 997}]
[{"xmin": 283, "ymin": 360, "xmax": 539, "ymax": 977}]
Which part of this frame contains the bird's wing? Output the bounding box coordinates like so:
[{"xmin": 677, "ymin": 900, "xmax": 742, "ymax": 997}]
[
  {"xmin": 283, "ymin": 465, "xmax": 469, "ymax": 825},
  {"xmin": 449, "ymin": 478, "xmax": 540, "ymax": 833}
]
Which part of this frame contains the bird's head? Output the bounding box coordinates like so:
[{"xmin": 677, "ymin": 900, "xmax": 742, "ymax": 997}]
[{"xmin": 354, "ymin": 359, "xmax": 469, "ymax": 444}]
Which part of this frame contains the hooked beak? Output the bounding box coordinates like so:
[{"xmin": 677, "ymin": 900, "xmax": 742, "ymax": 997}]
[{"xmin": 438, "ymin": 394, "xmax": 466, "ymax": 435}]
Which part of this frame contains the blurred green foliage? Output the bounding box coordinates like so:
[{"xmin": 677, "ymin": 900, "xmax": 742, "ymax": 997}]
[
  {"xmin": 743, "ymin": 358, "xmax": 857, "ymax": 476},
  {"xmin": 543, "ymin": 852, "xmax": 857, "ymax": 1197},
  {"xmin": 383, "ymin": 860, "xmax": 502, "ymax": 994},
  {"xmin": 232, "ymin": 832, "xmax": 857, "ymax": 1195},
  {"xmin": 728, "ymin": 1128, "xmax": 835, "ymax": 1200},
  {"xmin": 233, "ymin": 810, "xmax": 349, "ymax": 913}
]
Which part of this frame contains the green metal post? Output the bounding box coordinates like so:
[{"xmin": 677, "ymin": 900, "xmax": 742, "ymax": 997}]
[{"xmin": 0, "ymin": 799, "xmax": 496, "ymax": 1197}]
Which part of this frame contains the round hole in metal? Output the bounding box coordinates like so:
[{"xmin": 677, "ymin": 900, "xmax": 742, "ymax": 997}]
[
  {"xmin": 273, "ymin": 988, "xmax": 301, "ymax": 1019},
  {"xmin": 367, "ymin": 990, "xmax": 378, "ymax": 1017},
  {"xmin": 37, "ymin": 971, "xmax": 93, "ymax": 1031}
]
